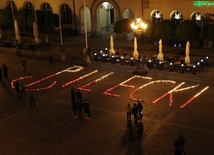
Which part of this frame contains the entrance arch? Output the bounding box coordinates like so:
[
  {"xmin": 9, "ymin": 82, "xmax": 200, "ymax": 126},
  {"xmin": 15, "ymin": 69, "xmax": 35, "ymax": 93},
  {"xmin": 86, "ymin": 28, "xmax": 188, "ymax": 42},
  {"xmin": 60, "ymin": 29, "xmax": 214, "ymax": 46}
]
[{"xmin": 90, "ymin": 0, "xmax": 121, "ymax": 36}]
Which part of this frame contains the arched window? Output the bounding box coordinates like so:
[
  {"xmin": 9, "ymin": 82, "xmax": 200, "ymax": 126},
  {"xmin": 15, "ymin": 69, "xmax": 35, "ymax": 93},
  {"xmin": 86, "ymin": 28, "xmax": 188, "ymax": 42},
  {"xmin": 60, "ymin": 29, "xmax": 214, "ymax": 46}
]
[
  {"xmin": 25, "ymin": 2, "xmax": 34, "ymax": 15},
  {"xmin": 170, "ymin": 10, "xmax": 183, "ymax": 25},
  {"xmin": 60, "ymin": 4, "xmax": 72, "ymax": 24},
  {"xmin": 151, "ymin": 10, "xmax": 163, "ymax": 25},
  {"xmin": 41, "ymin": 3, "xmax": 52, "ymax": 15},
  {"xmin": 122, "ymin": 9, "xmax": 134, "ymax": 20},
  {"xmin": 8, "ymin": 1, "xmax": 17, "ymax": 13},
  {"xmin": 191, "ymin": 11, "xmax": 204, "ymax": 28}
]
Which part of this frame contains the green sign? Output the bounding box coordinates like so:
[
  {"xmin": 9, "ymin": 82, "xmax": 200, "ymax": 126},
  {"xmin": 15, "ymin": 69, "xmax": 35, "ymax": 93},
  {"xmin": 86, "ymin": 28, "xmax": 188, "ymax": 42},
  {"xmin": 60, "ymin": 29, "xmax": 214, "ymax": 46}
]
[{"xmin": 194, "ymin": 1, "xmax": 214, "ymax": 7}]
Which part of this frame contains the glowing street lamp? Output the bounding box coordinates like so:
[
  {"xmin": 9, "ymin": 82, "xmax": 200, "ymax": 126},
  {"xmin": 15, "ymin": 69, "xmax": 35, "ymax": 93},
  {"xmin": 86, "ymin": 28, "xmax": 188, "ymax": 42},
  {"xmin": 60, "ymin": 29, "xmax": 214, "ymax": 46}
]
[
  {"xmin": 130, "ymin": 17, "xmax": 148, "ymax": 54},
  {"xmin": 130, "ymin": 17, "xmax": 147, "ymax": 35}
]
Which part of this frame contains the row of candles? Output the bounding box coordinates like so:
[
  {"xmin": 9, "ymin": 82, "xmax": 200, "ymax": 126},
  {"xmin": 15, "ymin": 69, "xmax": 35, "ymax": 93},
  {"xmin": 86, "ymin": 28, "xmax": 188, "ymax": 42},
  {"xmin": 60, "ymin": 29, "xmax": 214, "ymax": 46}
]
[{"xmin": 94, "ymin": 49, "xmax": 209, "ymax": 74}]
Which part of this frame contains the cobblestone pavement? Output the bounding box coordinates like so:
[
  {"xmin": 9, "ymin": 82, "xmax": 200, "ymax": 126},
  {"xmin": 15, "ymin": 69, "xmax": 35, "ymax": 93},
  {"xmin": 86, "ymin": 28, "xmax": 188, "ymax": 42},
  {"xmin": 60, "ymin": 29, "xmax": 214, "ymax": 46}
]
[{"xmin": 0, "ymin": 33, "xmax": 214, "ymax": 155}]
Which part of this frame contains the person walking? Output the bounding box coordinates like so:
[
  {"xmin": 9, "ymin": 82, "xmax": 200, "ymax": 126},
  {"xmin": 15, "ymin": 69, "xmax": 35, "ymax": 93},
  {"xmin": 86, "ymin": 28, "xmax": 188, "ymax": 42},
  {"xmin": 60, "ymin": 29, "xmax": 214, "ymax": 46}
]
[
  {"xmin": 22, "ymin": 59, "xmax": 27, "ymax": 73},
  {"xmin": 126, "ymin": 103, "xmax": 132, "ymax": 121},
  {"xmin": 83, "ymin": 99, "xmax": 90, "ymax": 119},
  {"xmin": 29, "ymin": 90, "xmax": 36, "ymax": 108},
  {"xmin": 49, "ymin": 54, "xmax": 53, "ymax": 67}
]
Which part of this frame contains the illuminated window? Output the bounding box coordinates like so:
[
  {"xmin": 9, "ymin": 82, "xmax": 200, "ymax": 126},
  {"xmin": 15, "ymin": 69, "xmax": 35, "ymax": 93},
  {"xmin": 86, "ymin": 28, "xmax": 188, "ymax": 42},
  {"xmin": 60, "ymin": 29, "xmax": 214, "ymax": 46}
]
[
  {"xmin": 190, "ymin": 11, "xmax": 204, "ymax": 22},
  {"xmin": 170, "ymin": 10, "xmax": 183, "ymax": 25},
  {"xmin": 61, "ymin": 4, "xmax": 72, "ymax": 24},
  {"xmin": 151, "ymin": 10, "xmax": 163, "ymax": 25}
]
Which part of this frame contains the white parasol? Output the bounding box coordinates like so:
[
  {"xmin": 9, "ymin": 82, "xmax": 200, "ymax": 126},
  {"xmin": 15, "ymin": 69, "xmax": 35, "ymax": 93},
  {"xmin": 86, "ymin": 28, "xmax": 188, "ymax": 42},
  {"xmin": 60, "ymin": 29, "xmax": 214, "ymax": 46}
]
[
  {"xmin": 33, "ymin": 21, "xmax": 39, "ymax": 43},
  {"xmin": 14, "ymin": 20, "xmax": 20, "ymax": 41},
  {"xmin": 133, "ymin": 37, "xmax": 139, "ymax": 60},
  {"xmin": 185, "ymin": 41, "xmax": 191, "ymax": 64},
  {"xmin": 109, "ymin": 35, "xmax": 115, "ymax": 55},
  {"xmin": 157, "ymin": 39, "xmax": 164, "ymax": 60}
]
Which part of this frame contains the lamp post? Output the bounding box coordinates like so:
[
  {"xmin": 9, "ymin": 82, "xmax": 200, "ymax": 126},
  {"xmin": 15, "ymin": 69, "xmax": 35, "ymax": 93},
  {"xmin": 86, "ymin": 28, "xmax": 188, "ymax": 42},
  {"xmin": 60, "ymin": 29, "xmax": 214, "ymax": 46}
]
[
  {"xmin": 130, "ymin": 17, "xmax": 148, "ymax": 52},
  {"xmin": 58, "ymin": 0, "xmax": 66, "ymax": 62}
]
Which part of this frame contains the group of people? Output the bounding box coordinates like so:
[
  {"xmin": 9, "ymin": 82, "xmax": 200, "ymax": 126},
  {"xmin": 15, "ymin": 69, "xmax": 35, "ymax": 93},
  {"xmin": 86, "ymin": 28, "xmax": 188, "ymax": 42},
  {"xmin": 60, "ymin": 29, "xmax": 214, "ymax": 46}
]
[
  {"xmin": 126, "ymin": 100, "xmax": 144, "ymax": 140},
  {"xmin": 0, "ymin": 64, "xmax": 8, "ymax": 80},
  {"xmin": 14, "ymin": 81, "xmax": 35, "ymax": 108},
  {"xmin": 70, "ymin": 87, "xmax": 90, "ymax": 119}
]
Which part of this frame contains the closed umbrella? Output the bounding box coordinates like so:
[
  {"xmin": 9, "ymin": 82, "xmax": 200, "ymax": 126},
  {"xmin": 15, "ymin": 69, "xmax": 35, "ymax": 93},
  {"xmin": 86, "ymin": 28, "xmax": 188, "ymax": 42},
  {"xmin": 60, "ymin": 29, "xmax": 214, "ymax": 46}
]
[
  {"xmin": 133, "ymin": 37, "xmax": 139, "ymax": 60},
  {"xmin": 33, "ymin": 21, "xmax": 39, "ymax": 43},
  {"xmin": 185, "ymin": 41, "xmax": 191, "ymax": 64},
  {"xmin": 157, "ymin": 39, "xmax": 164, "ymax": 60},
  {"xmin": 109, "ymin": 35, "xmax": 115, "ymax": 55},
  {"xmin": 14, "ymin": 20, "xmax": 20, "ymax": 41}
]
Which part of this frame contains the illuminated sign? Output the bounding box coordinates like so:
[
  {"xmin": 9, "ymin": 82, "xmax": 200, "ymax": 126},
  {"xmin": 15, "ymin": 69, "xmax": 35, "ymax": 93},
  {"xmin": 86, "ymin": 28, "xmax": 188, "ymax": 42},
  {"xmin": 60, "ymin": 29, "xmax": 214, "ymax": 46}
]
[{"xmin": 194, "ymin": 1, "xmax": 214, "ymax": 7}]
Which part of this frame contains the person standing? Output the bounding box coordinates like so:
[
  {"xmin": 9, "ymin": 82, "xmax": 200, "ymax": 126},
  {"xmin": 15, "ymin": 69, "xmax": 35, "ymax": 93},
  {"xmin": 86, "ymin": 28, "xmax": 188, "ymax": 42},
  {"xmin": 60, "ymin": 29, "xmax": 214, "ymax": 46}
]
[
  {"xmin": 2, "ymin": 64, "xmax": 8, "ymax": 78},
  {"xmin": 174, "ymin": 133, "xmax": 186, "ymax": 155},
  {"xmin": 76, "ymin": 89, "xmax": 82, "ymax": 103},
  {"xmin": 0, "ymin": 67, "xmax": 2, "ymax": 81},
  {"xmin": 20, "ymin": 82, "xmax": 26, "ymax": 98},
  {"xmin": 126, "ymin": 103, "xmax": 132, "ymax": 121},
  {"xmin": 29, "ymin": 90, "xmax": 36, "ymax": 108},
  {"xmin": 15, "ymin": 81, "xmax": 20, "ymax": 98},
  {"xmin": 49, "ymin": 54, "xmax": 53, "ymax": 67},
  {"xmin": 131, "ymin": 103, "xmax": 138, "ymax": 124},
  {"xmin": 83, "ymin": 99, "xmax": 90, "ymax": 119},
  {"xmin": 22, "ymin": 59, "xmax": 27, "ymax": 73}
]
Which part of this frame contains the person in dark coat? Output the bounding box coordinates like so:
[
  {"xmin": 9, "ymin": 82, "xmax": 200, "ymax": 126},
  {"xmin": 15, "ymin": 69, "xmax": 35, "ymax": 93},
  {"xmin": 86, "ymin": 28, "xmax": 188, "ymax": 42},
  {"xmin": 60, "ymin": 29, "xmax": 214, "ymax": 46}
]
[
  {"xmin": 15, "ymin": 81, "xmax": 20, "ymax": 98},
  {"xmin": 174, "ymin": 133, "xmax": 186, "ymax": 155},
  {"xmin": 29, "ymin": 90, "xmax": 36, "ymax": 108},
  {"xmin": 83, "ymin": 99, "xmax": 90, "ymax": 119},
  {"xmin": 2, "ymin": 64, "xmax": 8, "ymax": 78},
  {"xmin": 131, "ymin": 103, "xmax": 138, "ymax": 123},
  {"xmin": 0, "ymin": 68, "xmax": 2, "ymax": 81},
  {"xmin": 76, "ymin": 89, "xmax": 82, "ymax": 102}
]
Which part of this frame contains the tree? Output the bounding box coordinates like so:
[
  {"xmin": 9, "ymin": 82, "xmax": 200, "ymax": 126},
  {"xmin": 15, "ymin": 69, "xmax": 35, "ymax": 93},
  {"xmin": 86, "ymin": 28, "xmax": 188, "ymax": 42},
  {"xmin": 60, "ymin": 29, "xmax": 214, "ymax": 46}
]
[
  {"xmin": 15, "ymin": 9, "xmax": 27, "ymax": 33},
  {"xmin": 154, "ymin": 19, "xmax": 175, "ymax": 45},
  {"xmin": 0, "ymin": 8, "xmax": 13, "ymax": 30},
  {"xmin": 175, "ymin": 20, "xmax": 200, "ymax": 42},
  {"xmin": 114, "ymin": 18, "xmax": 132, "ymax": 34},
  {"xmin": 207, "ymin": 24, "xmax": 214, "ymax": 42}
]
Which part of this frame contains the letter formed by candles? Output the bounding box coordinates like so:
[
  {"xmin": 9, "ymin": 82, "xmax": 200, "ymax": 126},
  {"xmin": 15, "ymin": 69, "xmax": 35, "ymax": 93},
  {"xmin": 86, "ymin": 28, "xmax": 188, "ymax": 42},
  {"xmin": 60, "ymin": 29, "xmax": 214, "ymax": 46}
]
[{"xmin": 11, "ymin": 66, "xmax": 84, "ymax": 91}]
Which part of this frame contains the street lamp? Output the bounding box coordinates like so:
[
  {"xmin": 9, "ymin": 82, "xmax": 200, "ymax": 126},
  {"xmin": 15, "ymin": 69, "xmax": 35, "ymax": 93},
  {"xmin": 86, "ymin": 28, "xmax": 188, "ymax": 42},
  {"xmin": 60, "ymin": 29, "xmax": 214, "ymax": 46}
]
[{"xmin": 130, "ymin": 17, "xmax": 148, "ymax": 51}]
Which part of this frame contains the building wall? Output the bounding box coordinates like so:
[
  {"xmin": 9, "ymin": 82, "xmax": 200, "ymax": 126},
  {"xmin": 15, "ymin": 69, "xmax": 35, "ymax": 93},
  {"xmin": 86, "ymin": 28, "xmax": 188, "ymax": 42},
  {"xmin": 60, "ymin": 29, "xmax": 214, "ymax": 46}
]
[{"xmin": 0, "ymin": 0, "xmax": 213, "ymax": 35}]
